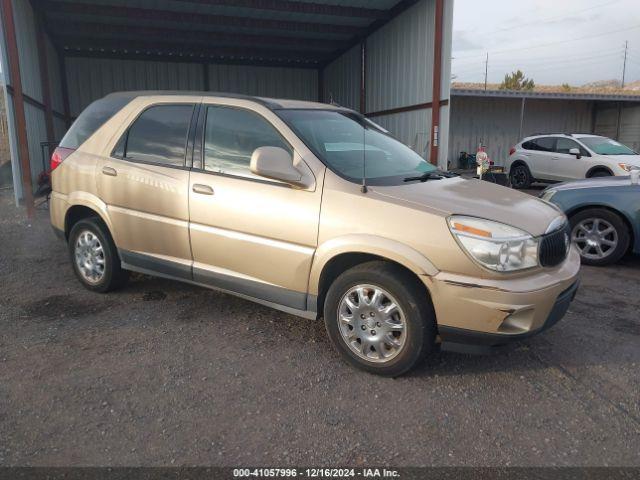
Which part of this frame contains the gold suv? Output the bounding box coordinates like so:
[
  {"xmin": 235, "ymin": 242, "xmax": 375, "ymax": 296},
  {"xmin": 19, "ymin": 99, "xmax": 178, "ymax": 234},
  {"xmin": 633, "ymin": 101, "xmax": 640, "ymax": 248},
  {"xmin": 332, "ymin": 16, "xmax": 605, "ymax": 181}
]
[{"xmin": 50, "ymin": 92, "xmax": 580, "ymax": 376}]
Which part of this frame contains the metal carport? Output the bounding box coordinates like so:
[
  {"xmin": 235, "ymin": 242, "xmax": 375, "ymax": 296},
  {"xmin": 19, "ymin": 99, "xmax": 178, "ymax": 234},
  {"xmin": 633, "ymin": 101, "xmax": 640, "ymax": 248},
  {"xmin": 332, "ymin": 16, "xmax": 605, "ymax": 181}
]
[{"xmin": 0, "ymin": 0, "xmax": 453, "ymax": 216}]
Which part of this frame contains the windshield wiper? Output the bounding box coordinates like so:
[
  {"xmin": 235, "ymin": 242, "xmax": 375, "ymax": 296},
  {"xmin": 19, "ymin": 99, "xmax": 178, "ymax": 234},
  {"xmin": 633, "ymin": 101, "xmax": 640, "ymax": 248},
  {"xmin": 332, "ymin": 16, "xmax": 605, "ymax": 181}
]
[{"xmin": 403, "ymin": 172, "xmax": 445, "ymax": 183}]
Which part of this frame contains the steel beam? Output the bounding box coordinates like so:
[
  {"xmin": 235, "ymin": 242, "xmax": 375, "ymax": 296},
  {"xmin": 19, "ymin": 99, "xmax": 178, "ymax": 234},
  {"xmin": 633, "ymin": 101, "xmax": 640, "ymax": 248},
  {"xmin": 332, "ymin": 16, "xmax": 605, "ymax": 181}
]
[
  {"xmin": 429, "ymin": 0, "xmax": 444, "ymax": 166},
  {"xmin": 40, "ymin": 1, "xmax": 364, "ymax": 37},
  {"xmin": 1, "ymin": 0, "xmax": 35, "ymax": 217},
  {"xmin": 169, "ymin": 0, "xmax": 387, "ymax": 19},
  {"xmin": 52, "ymin": 21, "xmax": 343, "ymax": 52},
  {"xmin": 57, "ymin": 50, "xmax": 72, "ymax": 128},
  {"xmin": 34, "ymin": 9, "xmax": 55, "ymax": 149},
  {"xmin": 56, "ymin": 38, "xmax": 328, "ymax": 65}
]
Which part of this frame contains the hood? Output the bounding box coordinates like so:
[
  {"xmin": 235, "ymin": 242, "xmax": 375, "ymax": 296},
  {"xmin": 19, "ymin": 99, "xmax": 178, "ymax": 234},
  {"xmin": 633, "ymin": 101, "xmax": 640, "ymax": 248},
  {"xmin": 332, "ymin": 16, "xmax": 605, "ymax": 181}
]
[
  {"xmin": 371, "ymin": 177, "xmax": 562, "ymax": 236},
  {"xmin": 546, "ymin": 175, "xmax": 633, "ymax": 192}
]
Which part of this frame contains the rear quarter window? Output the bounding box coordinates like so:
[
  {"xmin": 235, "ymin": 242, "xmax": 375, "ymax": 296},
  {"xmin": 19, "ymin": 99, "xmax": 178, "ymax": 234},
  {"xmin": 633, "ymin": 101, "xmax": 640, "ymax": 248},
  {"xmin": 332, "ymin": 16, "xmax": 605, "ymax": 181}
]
[{"xmin": 59, "ymin": 96, "xmax": 132, "ymax": 149}]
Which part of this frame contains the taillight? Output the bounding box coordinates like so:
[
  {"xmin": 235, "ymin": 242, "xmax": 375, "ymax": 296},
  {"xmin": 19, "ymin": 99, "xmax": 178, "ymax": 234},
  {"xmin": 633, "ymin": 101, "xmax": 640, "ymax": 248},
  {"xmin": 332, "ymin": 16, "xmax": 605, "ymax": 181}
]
[
  {"xmin": 509, "ymin": 147, "xmax": 516, "ymax": 156},
  {"xmin": 50, "ymin": 147, "xmax": 75, "ymax": 171}
]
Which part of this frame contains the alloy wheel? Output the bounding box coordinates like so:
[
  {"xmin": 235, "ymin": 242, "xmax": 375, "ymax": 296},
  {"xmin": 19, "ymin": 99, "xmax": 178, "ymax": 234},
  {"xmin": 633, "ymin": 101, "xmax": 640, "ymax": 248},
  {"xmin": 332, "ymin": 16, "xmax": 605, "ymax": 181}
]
[
  {"xmin": 337, "ymin": 284, "xmax": 407, "ymax": 363},
  {"xmin": 571, "ymin": 218, "xmax": 618, "ymax": 261},
  {"xmin": 74, "ymin": 230, "xmax": 106, "ymax": 284}
]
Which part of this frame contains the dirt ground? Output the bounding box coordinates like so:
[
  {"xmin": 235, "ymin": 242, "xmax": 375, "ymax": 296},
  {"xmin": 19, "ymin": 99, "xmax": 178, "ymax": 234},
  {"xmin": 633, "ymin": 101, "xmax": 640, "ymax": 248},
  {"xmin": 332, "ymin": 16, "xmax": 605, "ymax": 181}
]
[{"xmin": 1, "ymin": 189, "xmax": 639, "ymax": 467}]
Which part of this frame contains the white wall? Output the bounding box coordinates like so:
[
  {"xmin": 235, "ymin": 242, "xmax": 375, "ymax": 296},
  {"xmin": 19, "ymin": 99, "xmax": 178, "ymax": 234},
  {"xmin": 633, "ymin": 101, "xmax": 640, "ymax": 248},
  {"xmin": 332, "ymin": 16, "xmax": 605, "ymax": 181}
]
[{"xmin": 321, "ymin": 0, "xmax": 454, "ymax": 167}]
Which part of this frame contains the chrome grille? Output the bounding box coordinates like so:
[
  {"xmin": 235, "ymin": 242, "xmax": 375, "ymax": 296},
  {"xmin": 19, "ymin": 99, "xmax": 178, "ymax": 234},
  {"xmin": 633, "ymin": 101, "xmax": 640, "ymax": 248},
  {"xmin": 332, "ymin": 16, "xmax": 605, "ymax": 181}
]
[{"xmin": 540, "ymin": 224, "xmax": 570, "ymax": 267}]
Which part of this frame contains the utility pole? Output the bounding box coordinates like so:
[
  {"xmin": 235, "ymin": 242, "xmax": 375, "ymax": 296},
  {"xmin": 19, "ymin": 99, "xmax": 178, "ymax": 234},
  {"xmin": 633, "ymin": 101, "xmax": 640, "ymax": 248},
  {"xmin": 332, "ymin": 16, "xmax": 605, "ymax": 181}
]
[
  {"xmin": 621, "ymin": 40, "xmax": 628, "ymax": 88},
  {"xmin": 484, "ymin": 52, "xmax": 489, "ymax": 91}
]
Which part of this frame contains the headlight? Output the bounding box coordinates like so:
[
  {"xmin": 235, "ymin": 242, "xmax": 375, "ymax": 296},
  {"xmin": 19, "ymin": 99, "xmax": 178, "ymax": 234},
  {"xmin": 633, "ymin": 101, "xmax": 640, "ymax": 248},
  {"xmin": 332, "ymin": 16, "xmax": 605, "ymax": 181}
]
[
  {"xmin": 540, "ymin": 189, "xmax": 556, "ymax": 202},
  {"xmin": 448, "ymin": 216, "xmax": 539, "ymax": 272},
  {"xmin": 618, "ymin": 163, "xmax": 640, "ymax": 172}
]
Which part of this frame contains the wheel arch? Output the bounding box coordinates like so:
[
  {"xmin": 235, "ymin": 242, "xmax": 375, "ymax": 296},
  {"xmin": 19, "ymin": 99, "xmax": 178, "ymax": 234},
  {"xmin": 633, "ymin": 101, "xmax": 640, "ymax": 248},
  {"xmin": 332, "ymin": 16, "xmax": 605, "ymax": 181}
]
[
  {"xmin": 509, "ymin": 159, "xmax": 530, "ymax": 172},
  {"xmin": 309, "ymin": 235, "xmax": 438, "ymax": 318},
  {"xmin": 63, "ymin": 192, "xmax": 113, "ymax": 241},
  {"xmin": 586, "ymin": 166, "xmax": 614, "ymax": 178}
]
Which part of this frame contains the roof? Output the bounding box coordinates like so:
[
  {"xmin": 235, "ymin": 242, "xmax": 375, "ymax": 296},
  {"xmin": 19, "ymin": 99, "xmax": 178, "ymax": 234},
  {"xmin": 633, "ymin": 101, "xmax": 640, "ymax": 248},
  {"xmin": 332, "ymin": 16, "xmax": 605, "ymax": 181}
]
[
  {"xmin": 105, "ymin": 90, "xmax": 354, "ymax": 111},
  {"xmin": 451, "ymin": 88, "xmax": 640, "ymax": 103},
  {"xmin": 38, "ymin": 0, "xmax": 418, "ymax": 68},
  {"xmin": 522, "ymin": 133, "xmax": 606, "ymax": 140}
]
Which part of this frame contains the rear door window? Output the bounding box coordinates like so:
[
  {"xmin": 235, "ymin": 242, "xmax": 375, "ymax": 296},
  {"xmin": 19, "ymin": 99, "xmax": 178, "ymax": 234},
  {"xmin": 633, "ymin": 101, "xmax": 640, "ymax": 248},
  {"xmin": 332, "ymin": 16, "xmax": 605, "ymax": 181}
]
[
  {"xmin": 122, "ymin": 104, "xmax": 194, "ymax": 167},
  {"xmin": 534, "ymin": 137, "xmax": 556, "ymax": 152},
  {"xmin": 59, "ymin": 95, "xmax": 132, "ymax": 149}
]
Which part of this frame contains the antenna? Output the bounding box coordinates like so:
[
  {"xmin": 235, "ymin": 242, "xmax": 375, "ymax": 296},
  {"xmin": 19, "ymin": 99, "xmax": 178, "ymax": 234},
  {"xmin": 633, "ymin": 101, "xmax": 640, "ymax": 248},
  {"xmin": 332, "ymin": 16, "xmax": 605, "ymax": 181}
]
[{"xmin": 361, "ymin": 117, "xmax": 368, "ymax": 193}]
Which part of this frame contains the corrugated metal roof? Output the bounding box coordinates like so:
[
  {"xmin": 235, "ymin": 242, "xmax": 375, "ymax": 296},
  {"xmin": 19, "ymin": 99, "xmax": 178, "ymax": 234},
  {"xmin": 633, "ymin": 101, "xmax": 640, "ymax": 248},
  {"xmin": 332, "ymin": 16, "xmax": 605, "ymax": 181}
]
[{"xmin": 452, "ymin": 88, "xmax": 640, "ymax": 103}]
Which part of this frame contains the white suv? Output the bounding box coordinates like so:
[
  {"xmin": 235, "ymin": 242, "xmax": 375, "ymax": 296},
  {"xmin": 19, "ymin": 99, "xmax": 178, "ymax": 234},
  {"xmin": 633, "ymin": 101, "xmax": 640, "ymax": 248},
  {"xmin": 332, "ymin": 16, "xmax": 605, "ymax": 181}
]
[{"xmin": 506, "ymin": 134, "xmax": 640, "ymax": 189}]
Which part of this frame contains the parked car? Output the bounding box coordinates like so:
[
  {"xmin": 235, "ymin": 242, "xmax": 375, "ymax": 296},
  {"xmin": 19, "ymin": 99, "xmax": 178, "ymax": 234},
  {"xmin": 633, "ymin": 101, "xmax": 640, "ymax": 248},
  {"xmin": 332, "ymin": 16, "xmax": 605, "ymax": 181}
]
[
  {"xmin": 506, "ymin": 134, "xmax": 640, "ymax": 189},
  {"xmin": 50, "ymin": 92, "xmax": 580, "ymax": 376},
  {"xmin": 540, "ymin": 174, "xmax": 640, "ymax": 266}
]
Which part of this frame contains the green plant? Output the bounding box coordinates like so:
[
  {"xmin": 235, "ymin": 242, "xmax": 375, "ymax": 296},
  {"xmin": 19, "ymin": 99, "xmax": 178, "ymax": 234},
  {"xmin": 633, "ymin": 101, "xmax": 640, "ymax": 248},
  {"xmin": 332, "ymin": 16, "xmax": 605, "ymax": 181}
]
[{"xmin": 500, "ymin": 70, "xmax": 535, "ymax": 91}]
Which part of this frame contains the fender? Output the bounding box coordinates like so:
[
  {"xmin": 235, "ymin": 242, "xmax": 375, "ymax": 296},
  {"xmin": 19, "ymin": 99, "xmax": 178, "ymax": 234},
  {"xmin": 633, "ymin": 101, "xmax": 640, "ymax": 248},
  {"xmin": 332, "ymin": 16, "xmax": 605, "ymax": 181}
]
[
  {"xmin": 307, "ymin": 234, "xmax": 439, "ymax": 296},
  {"xmin": 62, "ymin": 191, "xmax": 114, "ymax": 236}
]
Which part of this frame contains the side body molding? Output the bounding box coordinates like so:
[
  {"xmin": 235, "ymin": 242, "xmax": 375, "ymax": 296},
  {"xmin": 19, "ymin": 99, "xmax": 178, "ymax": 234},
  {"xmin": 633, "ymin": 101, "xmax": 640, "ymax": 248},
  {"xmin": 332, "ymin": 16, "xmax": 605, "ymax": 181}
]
[{"xmin": 307, "ymin": 234, "xmax": 440, "ymax": 297}]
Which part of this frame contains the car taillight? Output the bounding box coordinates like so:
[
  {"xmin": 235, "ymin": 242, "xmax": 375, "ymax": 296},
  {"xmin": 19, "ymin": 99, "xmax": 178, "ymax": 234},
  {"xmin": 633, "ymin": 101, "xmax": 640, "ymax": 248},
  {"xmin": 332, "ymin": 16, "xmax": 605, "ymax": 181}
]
[
  {"xmin": 50, "ymin": 147, "xmax": 75, "ymax": 171},
  {"xmin": 509, "ymin": 147, "xmax": 516, "ymax": 156}
]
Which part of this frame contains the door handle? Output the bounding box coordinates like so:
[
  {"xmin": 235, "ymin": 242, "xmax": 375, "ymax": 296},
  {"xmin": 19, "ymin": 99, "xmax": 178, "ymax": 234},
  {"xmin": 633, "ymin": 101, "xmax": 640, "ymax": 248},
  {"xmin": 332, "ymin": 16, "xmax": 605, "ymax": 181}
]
[
  {"xmin": 192, "ymin": 184, "xmax": 214, "ymax": 195},
  {"xmin": 102, "ymin": 166, "xmax": 117, "ymax": 177}
]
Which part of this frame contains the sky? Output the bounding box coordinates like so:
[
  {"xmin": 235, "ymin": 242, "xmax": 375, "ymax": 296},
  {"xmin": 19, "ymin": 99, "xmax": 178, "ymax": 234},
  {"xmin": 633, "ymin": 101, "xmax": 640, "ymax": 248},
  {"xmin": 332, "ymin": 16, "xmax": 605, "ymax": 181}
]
[{"xmin": 452, "ymin": 0, "xmax": 640, "ymax": 86}]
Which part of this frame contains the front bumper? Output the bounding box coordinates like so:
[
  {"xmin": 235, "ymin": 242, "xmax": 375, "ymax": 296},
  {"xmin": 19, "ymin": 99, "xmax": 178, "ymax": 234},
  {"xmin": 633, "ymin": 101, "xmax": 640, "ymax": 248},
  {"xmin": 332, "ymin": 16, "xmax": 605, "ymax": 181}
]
[
  {"xmin": 422, "ymin": 247, "xmax": 581, "ymax": 354},
  {"xmin": 438, "ymin": 280, "xmax": 579, "ymax": 354}
]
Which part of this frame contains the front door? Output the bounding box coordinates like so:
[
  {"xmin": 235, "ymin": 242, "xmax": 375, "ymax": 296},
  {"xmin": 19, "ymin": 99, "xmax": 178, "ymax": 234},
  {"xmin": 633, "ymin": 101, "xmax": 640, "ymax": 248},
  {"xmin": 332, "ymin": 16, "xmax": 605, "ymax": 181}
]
[
  {"xmin": 97, "ymin": 103, "xmax": 196, "ymax": 278},
  {"xmin": 188, "ymin": 103, "xmax": 322, "ymax": 310},
  {"xmin": 551, "ymin": 137, "xmax": 590, "ymax": 180}
]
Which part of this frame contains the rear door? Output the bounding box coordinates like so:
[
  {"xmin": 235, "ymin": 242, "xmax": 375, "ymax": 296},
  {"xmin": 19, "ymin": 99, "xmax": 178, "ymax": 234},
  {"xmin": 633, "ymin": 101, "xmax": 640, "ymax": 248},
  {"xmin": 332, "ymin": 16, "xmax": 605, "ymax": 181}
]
[
  {"xmin": 97, "ymin": 101, "xmax": 198, "ymax": 278},
  {"xmin": 527, "ymin": 137, "xmax": 557, "ymax": 180},
  {"xmin": 551, "ymin": 137, "xmax": 591, "ymax": 180}
]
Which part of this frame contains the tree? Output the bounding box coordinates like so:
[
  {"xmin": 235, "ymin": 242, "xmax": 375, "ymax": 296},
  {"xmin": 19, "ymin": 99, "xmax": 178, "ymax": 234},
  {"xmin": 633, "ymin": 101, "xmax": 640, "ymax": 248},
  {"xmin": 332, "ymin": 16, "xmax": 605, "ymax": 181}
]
[
  {"xmin": 561, "ymin": 83, "xmax": 572, "ymax": 92},
  {"xmin": 500, "ymin": 70, "xmax": 535, "ymax": 91}
]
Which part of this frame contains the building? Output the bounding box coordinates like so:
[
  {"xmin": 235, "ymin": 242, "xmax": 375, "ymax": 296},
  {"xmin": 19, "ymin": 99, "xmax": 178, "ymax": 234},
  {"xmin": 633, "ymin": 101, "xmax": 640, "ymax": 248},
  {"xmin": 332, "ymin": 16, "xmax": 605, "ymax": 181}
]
[
  {"xmin": 448, "ymin": 88, "xmax": 640, "ymax": 168},
  {"xmin": 0, "ymin": 0, "xmax": 454, "ymax": 214}
]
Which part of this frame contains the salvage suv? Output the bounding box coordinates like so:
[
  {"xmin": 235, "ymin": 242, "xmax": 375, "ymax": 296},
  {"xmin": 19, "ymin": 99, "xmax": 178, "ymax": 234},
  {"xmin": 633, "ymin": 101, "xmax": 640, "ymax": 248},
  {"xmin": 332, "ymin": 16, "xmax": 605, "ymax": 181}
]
[{"xmin": 51, "ymin": 92, "xmax": 580, "ymax": 376}]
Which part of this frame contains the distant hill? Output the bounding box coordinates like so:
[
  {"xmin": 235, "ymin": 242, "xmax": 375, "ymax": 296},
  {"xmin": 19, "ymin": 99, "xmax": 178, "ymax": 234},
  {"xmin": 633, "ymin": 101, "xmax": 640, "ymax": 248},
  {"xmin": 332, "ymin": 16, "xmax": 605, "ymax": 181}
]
[{"xmin": 452, "ymin": 81, "xmax": 640, "ymax": 96}]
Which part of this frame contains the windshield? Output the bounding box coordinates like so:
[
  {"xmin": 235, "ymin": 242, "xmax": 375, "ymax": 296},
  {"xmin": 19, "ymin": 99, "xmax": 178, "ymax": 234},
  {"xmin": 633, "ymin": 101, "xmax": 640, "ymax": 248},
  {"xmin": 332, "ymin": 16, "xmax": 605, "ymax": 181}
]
[
  {"xmin": 579, "ymin": 137, "xmax": 637, "ymax": 156},
  {"xmin": 277, "ymin": 109, "xmax": 437, "ymax": 186}
]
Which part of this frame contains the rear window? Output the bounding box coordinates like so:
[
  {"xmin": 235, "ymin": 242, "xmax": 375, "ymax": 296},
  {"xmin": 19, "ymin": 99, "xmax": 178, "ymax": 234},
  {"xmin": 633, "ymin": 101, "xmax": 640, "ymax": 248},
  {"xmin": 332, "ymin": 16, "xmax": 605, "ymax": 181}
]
[
  {"xmin": 59, "ymin": 96, "xmax": 132, "ymax": 149},
  {"xmin": 523, "ymin": 137, "xmax": 555, "ymax": 152}
]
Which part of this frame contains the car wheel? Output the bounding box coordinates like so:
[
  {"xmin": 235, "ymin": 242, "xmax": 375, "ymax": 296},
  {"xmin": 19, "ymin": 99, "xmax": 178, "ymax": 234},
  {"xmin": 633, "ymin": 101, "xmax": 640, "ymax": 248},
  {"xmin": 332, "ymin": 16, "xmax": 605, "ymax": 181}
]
[
  {"xmin": 323, "ymin": 261, "xmax": 436, "ymax": 377},
  {"xmin": 510, "ymin": 164, "xmax": 532, "ymax": 189},
  {"xmin": 570, "ymin": 208, "xmax": 630, "ymax": 266},
  {"xmin": 68, "ymin": 217, "xmax": 129, "ymax": 292},
  {"xmin": 589, "ymin": 170, "xmax": 612, "ymax": 178}
]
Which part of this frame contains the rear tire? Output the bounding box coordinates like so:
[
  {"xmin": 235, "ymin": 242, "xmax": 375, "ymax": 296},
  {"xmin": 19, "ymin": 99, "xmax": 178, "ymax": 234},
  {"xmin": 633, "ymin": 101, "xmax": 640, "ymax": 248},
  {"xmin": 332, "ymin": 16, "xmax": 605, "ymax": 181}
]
[
  {"xmin": 510, "ymin": 163, "xmax": 532, "ymax": 189},
  {"xmin": 68, "ymin": 217, "xmax": 129, "ymax": 292},
  {"xmin": 323, "ymin": 261, "xmax": 436, "ymax": 377},
  {"xmin": 569, "ymin": 208, "xmax": 630, "ymax": 266}
]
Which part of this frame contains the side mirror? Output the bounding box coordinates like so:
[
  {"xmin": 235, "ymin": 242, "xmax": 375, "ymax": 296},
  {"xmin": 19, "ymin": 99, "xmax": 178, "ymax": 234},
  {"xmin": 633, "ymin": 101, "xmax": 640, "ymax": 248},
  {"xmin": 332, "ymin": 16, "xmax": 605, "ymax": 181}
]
[
  {"xmin": 569, "ymin": 147, "xmax": 582, "ymax": 159},
  {"xmin": 250, "ymin": 146, "xmax": 305, "ymax": 187}
]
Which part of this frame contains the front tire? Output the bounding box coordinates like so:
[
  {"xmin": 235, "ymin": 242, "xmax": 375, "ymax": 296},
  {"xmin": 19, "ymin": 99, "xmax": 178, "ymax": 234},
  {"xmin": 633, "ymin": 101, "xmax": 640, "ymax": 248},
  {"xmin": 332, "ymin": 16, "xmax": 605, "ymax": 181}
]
[
  {"xmin": 323, "ymin": 261, "xmax": 436, "ymax": 377},
  {"xmin": 570, "ymin": 208, "xmax": 630, "ymax": 266},
  {"xmin": 68, "ymin": 217, "xmax": 128, "ymax": 292},
  {"xmin": 510, "ymin": 163, "xmax": 532, "ymax": 189}
]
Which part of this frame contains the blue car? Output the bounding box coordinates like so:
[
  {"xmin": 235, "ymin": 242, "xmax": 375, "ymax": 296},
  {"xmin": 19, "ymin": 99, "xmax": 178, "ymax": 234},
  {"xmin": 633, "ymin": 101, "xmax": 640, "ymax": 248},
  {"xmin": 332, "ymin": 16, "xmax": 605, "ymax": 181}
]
[{"xmin": 540, "ymin": 175, "xmax": 640, "ymax": 266}]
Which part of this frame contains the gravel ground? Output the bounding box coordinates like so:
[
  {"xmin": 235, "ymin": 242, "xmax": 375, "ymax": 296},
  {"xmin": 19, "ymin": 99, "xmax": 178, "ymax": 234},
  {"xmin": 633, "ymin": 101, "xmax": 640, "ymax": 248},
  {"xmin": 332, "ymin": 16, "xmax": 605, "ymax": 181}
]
[{"xmin": 1, "ymin": 189, "xmax": 639, "ymax": 467}]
